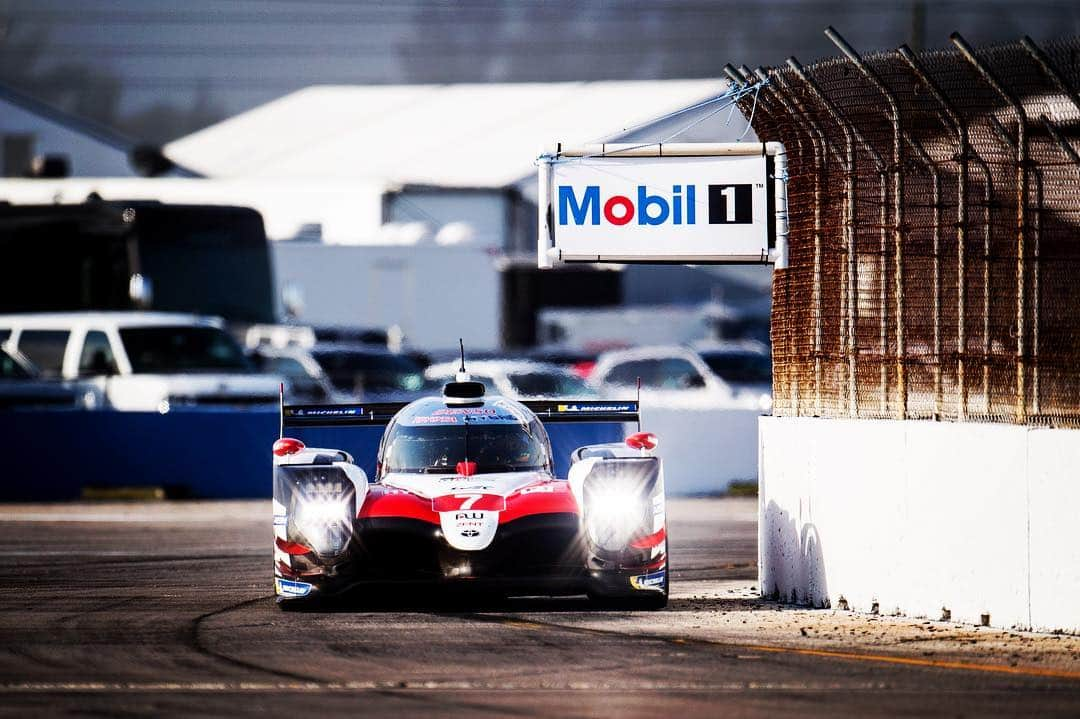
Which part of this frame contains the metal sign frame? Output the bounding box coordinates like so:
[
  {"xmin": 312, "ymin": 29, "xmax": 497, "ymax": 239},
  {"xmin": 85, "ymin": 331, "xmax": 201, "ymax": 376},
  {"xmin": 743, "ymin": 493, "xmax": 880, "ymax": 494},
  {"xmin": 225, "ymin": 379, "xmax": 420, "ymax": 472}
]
[{"xmin": 537, "ymin": 142, "xmax": 788, "ymax": 269}]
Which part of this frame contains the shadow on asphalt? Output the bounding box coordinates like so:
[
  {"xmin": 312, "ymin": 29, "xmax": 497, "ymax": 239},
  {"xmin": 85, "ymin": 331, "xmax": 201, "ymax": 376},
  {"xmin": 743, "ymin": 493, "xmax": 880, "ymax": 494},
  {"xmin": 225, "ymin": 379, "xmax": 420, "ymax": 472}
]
[{"xmin": 278, "ymin": 590, "xmax": 765, "ymax": 615}]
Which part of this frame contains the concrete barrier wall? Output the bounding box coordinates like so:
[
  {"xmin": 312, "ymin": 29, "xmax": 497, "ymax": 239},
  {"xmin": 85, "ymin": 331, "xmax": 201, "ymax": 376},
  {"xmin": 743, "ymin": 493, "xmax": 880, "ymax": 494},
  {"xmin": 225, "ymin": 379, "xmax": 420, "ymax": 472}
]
[
  {"xmin": 759, "ymin": 416, "xmax": 1080, "ymax": 634},
  {"xmin": 643, "ymin": 404, "xmax": 760, "ymax": 494}
]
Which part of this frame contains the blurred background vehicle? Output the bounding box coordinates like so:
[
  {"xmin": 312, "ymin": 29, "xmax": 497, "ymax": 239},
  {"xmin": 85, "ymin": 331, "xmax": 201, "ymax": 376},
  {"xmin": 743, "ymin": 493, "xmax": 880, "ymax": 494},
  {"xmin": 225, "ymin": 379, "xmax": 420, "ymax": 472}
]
[
  {"xmin": 245, "ymin": 323, "xmax": 393, "ymax": 351},
  {"xmin": 424, "ymin": 358, "xmax": 595, "ymax": 400},
  {"xmin": 591, "ymin": 344, "xmax": 772, "ymax": 412},
  {"xmin": 0, "ymin": 201, "xmax": 276, "ymax": 325},
  {"xmin": 590, "ymin": 345, "xmax": 728, "ymax": 396},
  {"xmin": 309, "ymin": 343, "xmax": 427, "ymax": 402},
  {"xmin": 0, "ymin": 343, "xmax": 100, "ymax": 409},
  {"xmin": 692, "ymin": 340, "xmax": 773, "ymax": 412},
  {"xmin": 523, "ymin": 346, "xmax": 599, "ymax": 380},
  {"xmin": 0, "ymin": 312, "xmax": 281, "ymax": 411},
  {"xmin": 249, "ymin": 344, "xmax": 339, "ymax": 404}
]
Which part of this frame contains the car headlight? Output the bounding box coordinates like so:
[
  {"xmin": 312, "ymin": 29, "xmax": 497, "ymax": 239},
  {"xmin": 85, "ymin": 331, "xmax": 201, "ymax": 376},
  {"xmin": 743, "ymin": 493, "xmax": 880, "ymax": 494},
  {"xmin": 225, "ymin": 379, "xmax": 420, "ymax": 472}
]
[
  {"xmin": 584, "ymin": 484, "xmax": 649, "ymax": 551},
  {"xmin": 293, "ymin": 488, "xmax": 352, "ymax": 556}
]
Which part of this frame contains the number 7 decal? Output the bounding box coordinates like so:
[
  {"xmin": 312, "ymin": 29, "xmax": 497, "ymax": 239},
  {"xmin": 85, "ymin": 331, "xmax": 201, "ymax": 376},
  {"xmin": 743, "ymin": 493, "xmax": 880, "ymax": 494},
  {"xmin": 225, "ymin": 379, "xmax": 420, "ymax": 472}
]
[{"xmin": 432, "ymin": 493, "xmax": 507, "ymax": 512}]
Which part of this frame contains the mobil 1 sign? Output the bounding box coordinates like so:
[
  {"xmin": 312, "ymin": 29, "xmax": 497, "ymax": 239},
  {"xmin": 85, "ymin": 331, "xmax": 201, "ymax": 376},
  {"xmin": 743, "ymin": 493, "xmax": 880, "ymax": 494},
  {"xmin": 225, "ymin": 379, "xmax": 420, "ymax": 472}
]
[{"xmin": 538, "ymin": 145, "xmax": 780, "ymax": 266}]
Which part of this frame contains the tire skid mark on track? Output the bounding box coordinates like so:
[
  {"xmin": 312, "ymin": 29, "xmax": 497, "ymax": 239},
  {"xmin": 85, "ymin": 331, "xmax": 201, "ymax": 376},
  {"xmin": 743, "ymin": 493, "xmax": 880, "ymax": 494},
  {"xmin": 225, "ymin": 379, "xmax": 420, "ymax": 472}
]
[
  {"xmin": 430, "ymin": 610, "xmax": 695, "ymax": 682},
  {"xmin": 188, "ymin": 596, "xmax": 325, "ymax": 684},
  {"xmin": 56, "ymin": 596, "xmax": 140, "ymax": 633},
  {"xmin": 457, "ymin": 613, "xmax": 1080, "ymax": 683},
  {"xmin": 190, "ymin": 593, "xmax": 550, "ymax": 718},
  {"xmin": 426, "ymin": 611, "xmax": 652, "ymax": 678}
]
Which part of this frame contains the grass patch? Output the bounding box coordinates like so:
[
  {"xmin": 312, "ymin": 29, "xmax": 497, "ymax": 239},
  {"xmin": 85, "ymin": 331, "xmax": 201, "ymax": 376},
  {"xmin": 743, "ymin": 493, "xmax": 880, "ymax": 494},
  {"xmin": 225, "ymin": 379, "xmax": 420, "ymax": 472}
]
[{"xmin": 725, "ymin": 481, "xmax": 759, "ymax": 498}]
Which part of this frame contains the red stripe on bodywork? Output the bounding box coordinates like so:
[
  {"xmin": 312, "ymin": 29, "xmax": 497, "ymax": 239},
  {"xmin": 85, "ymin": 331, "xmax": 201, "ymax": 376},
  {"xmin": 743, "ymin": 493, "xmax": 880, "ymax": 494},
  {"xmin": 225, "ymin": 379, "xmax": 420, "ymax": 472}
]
[
  {"xmin": 275, "ymin": 537, "xmax": 313, "ymax": 555},
  {"xmin": 632, "ymin": 554, "xmax": 668, "ymax": 572},
  {"xmin": 358, "ymin": 486, "xmax": 439, "ymax": 524},
  {"xmin": 499, "ymin": 481, "xmax": 580, "ymax": 524},
  {"xmin": 630, "ymin": 526, "xmax": 666, "ymax": 549}
]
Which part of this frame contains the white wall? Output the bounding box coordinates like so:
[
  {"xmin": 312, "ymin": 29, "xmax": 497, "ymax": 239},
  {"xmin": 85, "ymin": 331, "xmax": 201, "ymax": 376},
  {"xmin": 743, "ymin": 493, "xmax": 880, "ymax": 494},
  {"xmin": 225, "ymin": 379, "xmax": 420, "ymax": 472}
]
[
  {"xmin": 272, "ymin": 242, "xmax": 501, "ymax": 352},
  {"xmin": 643, "ymin": 402, "xmax": 760, "ymax": 494},
  {"xmin": 759, "ymin": 416, "xmax": 1080, "ymax": 633}
]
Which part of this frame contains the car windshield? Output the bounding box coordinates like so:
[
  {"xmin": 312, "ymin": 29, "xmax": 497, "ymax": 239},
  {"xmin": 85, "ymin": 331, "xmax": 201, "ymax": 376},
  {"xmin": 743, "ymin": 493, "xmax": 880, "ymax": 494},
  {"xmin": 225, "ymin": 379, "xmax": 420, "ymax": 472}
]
[
  {"xmin": 120, "ymin": 326, "xmax": 252, "ymax": 373},
  {"xmin": 507, "ymin": 371, "xmax": 595, "ymax": 398},
  {"xmin": 382, "ymin": 421, "xmax": 549, "ymax": 475},
  {"xmin": 312, "ymin": 349, "xmax": 424, "ymax": 394},
  {"xmin": 700, "ymin": 351, "xmax": 772, "ymax": 384}
]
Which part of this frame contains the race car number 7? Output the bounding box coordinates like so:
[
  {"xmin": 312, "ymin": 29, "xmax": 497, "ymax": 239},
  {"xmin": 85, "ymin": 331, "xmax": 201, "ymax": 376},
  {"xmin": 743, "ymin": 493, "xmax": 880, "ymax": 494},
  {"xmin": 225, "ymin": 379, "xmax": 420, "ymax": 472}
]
[{"xmin": 431, "ymin": 493, "xmax": 507, "ymax": 512}]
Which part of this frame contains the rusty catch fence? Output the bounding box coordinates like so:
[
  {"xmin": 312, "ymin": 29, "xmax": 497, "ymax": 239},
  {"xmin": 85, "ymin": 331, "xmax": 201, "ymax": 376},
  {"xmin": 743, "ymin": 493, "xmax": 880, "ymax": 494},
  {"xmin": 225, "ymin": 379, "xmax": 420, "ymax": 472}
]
[{"xmin": 731, "ymin": 31, "xmax": 1080, "ymax": 427}]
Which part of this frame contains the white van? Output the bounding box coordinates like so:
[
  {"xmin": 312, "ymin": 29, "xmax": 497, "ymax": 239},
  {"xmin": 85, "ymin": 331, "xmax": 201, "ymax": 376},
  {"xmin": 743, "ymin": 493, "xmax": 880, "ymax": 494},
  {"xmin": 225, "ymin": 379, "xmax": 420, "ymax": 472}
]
[{"xmin": 0, "ymin": 312, "xmax": 281, "ymax": 411}]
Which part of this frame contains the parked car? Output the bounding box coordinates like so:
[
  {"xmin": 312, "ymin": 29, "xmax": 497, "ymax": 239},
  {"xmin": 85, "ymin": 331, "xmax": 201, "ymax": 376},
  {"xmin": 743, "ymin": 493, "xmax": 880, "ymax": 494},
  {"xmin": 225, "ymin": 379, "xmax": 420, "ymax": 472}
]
[
  {"xmin": 308, "ymin": 344, "xmax": 428, "ymax": 402},
  {"xmin": 250, "ymin": 345, "xmax": 339, "ymax": 404},
  {"xmin": 525, "ymin": 346, "xmax": 600, "ymax": 380},
  {"xmin": 590, "ymin": 345, "xmax": 728, "ymax": 395},
  {"xmin": 693, "ymin": 340, "xmax": 773, "ymax": 411},
  {"xmin": 0, "ymin": 312, "xmax": 281, "ymax": 411},
  {"xmin": 0, "ymin": 344, "xmax": 100, "ymax": 409},
  {"xmin": 245, "ymin": 324, "xmax": 391, "ymax": 351},
  {"xmin": 424, "ymin": 359, "xmax": 596, "ymax": 400}
]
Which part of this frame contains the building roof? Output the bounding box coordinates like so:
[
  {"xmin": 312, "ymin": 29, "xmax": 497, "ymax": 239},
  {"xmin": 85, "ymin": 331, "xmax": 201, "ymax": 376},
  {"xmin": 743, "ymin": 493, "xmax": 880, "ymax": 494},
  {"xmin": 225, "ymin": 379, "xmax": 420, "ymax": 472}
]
[
  {"xmin": 0, "ymin": 82, "xmax": 134, "ymax": 153},
  {"xmin": 0, "ymin": 81, "xmax": 201, "ymax": 178},
  {"xmin": 164, "ymin": 80, "xmax": 732, "ymax": 187}
]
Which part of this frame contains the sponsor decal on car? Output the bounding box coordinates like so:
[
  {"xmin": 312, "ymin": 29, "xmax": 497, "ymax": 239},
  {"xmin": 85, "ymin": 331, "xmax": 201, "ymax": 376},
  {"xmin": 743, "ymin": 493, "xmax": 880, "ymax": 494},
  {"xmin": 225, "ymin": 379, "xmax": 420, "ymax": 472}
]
[
  {"xmin": 273, "ymin": 514, "xmax": 288, "ymax": 527},
  {"xmin": 432, "ymin": 493, "xmax": 507, "ymax": 512},
  {"xmin": 556, "ymin": 403, "xmax": 636, "ymax": 413},
  {"xmin": 412, "ymin": 415, "xmax": 459, "ymax": 424},
  {"xmin": 630, "ymin": 569, "xmax": 666, "ymax": 591},
  {"xmin": 293, "ymin": 407, "xmax": 362, "ymax": 417},
  {"xmin": 431, "ymin": 408, "xmax": 497, "ymax": 416},
  {"xmin": 275, "ymin": 578, "xmax": 314, "ymax": 597}
]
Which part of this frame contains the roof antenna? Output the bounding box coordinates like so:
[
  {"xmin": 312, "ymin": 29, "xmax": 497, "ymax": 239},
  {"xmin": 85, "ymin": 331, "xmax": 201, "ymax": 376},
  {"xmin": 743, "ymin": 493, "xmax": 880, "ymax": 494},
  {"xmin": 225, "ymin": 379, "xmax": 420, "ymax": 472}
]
[{"xmin": 455, "ymin": 338, "xmax": 471, "ymax": 383}]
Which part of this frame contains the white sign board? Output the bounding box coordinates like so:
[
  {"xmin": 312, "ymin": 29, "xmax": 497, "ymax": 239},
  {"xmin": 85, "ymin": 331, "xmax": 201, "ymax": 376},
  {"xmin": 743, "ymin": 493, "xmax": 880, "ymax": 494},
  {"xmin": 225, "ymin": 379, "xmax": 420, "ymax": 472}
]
[{"xmin": 537, "ymin": 143, "xmax": 786, "ymax": 267}]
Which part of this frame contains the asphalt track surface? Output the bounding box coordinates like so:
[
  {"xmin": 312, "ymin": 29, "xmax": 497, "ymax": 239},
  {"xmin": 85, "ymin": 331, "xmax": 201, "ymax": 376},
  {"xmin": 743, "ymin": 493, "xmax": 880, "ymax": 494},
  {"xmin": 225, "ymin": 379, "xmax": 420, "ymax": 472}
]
[{"xmin": 0, "ymin": 498, "xmax": 1078, "ymax": 717}]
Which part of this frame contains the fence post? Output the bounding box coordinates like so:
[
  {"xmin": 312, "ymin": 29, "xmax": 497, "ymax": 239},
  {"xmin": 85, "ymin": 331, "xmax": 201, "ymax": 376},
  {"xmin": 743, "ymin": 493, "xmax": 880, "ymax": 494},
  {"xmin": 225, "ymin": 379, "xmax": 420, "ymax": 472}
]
[
  {"xmin": 1020, "ymin": 36, "xmax": 1080, "ymax": 420},
  {"xmin": 765, "ymin": 69, "xmax": 834, "ymax": 418},
  {"xmin": 898, "ymin": 46, "xmax": 971, "ymax": 422},
  {"xmin": 827, "ymin": 27, "xmax": 907, "ymax": 420},
  {"xmin": 952, "ymin": 32, "xmax": 1028, "ymax": 424},
  {"xmin": 724, "ymin": 65, "xmax": 798, "ymax": 416},
  {"xmin": 788, "ymin": 57, "xmax": 889, "ymax": 419},
  {"xmin": 787, "ymin": 59, "xmax": 853, "ymax": 418}
]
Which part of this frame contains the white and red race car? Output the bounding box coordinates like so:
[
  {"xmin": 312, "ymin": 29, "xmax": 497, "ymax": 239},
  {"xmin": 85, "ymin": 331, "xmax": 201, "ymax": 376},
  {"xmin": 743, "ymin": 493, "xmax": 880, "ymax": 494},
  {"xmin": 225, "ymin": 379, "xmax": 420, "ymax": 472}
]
[{"xmin": 272, "ymin": 375, "xmax": 667, "ymax": 608}]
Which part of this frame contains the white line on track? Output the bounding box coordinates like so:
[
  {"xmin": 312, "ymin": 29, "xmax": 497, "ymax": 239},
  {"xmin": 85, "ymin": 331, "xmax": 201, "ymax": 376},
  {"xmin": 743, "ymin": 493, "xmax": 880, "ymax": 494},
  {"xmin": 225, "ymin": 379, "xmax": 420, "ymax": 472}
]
[
  {"xmin": 0, "ymin": 680, "xmax": 891, "ymax": 693},
  {"xmin": 0, "ymin": 513, "xmax": 202, "ymax": 523}
]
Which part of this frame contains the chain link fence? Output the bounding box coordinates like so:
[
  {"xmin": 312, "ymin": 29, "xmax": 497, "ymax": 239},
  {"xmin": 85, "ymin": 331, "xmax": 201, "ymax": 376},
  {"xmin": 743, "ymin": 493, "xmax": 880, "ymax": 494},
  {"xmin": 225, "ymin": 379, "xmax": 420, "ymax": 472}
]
[{"xmin": 731, "ymin": 31, "xmax": 1080, "ymax": 427}]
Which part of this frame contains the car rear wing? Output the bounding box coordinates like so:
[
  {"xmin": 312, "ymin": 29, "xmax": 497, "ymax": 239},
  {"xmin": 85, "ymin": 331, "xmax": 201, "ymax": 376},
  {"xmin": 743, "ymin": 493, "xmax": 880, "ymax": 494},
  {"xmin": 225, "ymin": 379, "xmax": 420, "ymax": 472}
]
[{"xmin": 281, "ymin": 400, "xmax": 639, "ymax": 430}]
